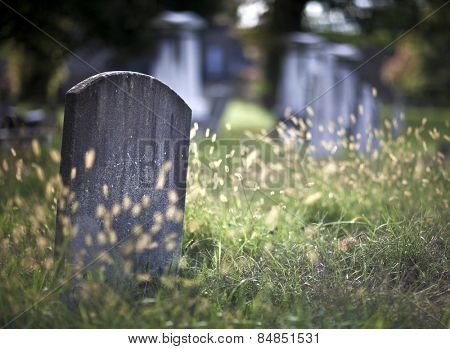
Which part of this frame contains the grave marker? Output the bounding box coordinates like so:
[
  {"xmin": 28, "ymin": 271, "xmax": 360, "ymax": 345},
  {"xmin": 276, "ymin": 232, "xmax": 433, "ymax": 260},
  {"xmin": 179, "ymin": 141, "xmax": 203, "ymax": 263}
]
[{"xmin": 56, "ymin": 71, "xmax": 191, "ymax": 283}]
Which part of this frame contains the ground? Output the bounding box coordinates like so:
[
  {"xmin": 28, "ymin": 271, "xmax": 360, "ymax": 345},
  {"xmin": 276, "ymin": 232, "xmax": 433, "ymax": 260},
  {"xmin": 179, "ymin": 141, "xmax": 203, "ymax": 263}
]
[{"xmin": 0, "ymin": 100, "xmax": 448, "ymax": 328}]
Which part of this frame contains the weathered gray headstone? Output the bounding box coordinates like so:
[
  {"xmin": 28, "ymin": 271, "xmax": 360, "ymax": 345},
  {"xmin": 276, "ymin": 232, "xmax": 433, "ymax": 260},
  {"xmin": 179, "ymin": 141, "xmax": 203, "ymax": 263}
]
[{"xmin": 56, "ymin": 71, "xmax": 191, "ymax": 282}]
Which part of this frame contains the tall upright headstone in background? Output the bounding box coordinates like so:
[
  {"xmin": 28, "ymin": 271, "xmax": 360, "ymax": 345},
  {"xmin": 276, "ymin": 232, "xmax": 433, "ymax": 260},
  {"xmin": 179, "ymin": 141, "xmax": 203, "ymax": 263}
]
[
  {"xmin": 323, "ymin": 43, "xmax": 361, "ymax": 154},
  {"xmin": 355, "ymin": 83, "xmax": 380, "ymax": 153},
  {"xmin": 56, "ymin": 71, "xmax": 191, "ymax": 282},
  {"xmin": 150, "ymin": 11, "xmax": 209, "ymax": 124},
  {"xmin": 276, "ymin": 32, "xmax": 324, "ymax": 117},
  {"xmin": 328, "ymin": 43, "xmax": 360, "ymax": 133},
  {"xmin": 276, "ymin": 32, "xmax": 381, "ymax": 156}
]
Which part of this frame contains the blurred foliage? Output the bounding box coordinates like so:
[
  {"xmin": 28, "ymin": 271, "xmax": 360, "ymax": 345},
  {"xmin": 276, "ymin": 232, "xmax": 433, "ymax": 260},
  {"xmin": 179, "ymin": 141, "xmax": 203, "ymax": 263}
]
[
  {"xmin": 249, "ymin": 0, "xmax": 450, "ymax": 107},
  {"xmin": 0, "ymin": 0, "xmax": 449, "ymax": 106},
  {"xmin": 380, "ymin": 38, "xmax": 425, "ymax": 94},
  {"xmin": 416, "ymin": 0, "xmax": 450, "ymax": 106},
  {"xmin": 332, "ymin": 0, "xmax": 450, "ymax": 105},
  {"xmin": 0, "ymin": 0, "xmax": 224, "ymax": 103},
  {"xmin": 239, "ymin": 0, "xmax": 308, "ymax": 107}
]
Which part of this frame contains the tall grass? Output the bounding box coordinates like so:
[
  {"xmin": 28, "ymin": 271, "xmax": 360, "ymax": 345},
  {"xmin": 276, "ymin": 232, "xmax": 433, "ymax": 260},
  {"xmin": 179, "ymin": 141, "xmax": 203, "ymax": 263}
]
[{"xmin": 0, "ymin": 104, "xmax": 448, "ymax": 328}]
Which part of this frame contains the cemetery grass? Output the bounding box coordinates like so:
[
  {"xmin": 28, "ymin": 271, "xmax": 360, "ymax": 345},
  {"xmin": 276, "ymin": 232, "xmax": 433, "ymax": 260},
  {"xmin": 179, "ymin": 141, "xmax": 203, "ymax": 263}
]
[{"xmin": 0, "ymin": 106, "xmax": 449, "ymax": 329}]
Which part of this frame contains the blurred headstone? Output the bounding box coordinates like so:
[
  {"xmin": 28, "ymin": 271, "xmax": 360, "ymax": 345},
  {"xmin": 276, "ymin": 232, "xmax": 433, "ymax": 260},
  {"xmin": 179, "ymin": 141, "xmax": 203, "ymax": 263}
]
[
  {"xmin": 56, "ymin": 71, "xmax": 191, "ymax": 284},
  {"xmin": 276, "ymin": 32, "xmax": 380, "ymax": 156},
  {"xmin": 150, "ymin": 11, "xmax": 209, "ymax": 123},
  {"xmin": 392, "ymin": 93, "xmax": 405, "ymax": 137},
  {"xmin": 328, "ymin": 44, "xmax": 360, "ymax": 132},
  {"xmin": 276, "ymin": 32, "xmax": 324, "ymax": 117},
  {"xmin": 354, "ymin": 83, "xmax": 380, "ymax": 153}
]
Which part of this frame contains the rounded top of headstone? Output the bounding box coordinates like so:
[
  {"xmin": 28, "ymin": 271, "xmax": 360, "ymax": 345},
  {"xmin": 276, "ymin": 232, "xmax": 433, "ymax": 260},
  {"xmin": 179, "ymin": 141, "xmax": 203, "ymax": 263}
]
[
  {"xmin": 153, "ymin": 11, "xmax": 206, "ymax": 30},
  {"xmin": 327, "ymin": 43, "xmax": 361, "ymax": 60},
  {"xmin": 67, "ymin": 71, "xmax": 191, "ymax": 113},
  {"xmin": 288, "ymin": 32, "xmax": 324, "ymax": 45}
]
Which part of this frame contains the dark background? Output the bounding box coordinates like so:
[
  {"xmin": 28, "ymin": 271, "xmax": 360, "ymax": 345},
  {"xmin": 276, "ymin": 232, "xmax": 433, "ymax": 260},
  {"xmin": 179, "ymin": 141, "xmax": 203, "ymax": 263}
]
[{"xmin": 1, "ymin": 0, "xmax": 449, "ymax": 107}]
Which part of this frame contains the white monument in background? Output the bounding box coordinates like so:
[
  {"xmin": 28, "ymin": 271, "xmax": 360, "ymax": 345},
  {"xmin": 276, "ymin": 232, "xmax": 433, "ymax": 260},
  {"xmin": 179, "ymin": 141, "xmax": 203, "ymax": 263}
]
[
  {"xmin": 328, "ymin": 43, "xmax": 360, "ymax": 132},
  {"xmin": 277, "ymin": 32, "xmax": 380, "ymax": 156},
  {"xmin": 150, "ymin": 11, "xmax": 209, "ymax": 123},
  {"xmin": 277, "ymin": 32, "xmax": 324, "ymax": 117}
]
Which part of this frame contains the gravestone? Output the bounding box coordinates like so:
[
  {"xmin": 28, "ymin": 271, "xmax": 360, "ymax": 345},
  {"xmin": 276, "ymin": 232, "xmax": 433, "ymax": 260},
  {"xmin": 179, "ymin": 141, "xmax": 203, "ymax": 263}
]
[
  {"xmin": 56, "ymin": 71, "xmax": 191, "ymax": 283},
  {"xmin": 150, "ymin": 11, "xmax": 209, "ymax": 123},
  {"xmin": 276, "ymin": 32, "xmax": 380, "ymax": 156},
  {"xmin": 276, "ymin": 32, "xmax": 324, "ymax": 117},
  {"xmin": 354, "ymin": 83, "xmax": 380, "ymax": 153}
]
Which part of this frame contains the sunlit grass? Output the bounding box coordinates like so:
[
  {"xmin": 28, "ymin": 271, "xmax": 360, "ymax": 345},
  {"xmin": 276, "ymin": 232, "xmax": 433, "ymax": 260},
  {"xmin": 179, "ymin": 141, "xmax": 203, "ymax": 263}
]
[
  {"xmin": 219, "ymin": 99, "xmax": 277, "ymax": 136},
  {"xmin": 0, "ymin": 103, "xmax": 448, "ymax": 328}
]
